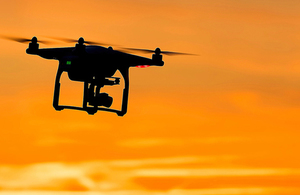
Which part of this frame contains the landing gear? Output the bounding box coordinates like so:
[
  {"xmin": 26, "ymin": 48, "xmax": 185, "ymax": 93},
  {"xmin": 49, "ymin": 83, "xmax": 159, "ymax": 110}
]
[
  {"xmin": 52, "ymin": 66, "xmax": 129, "ymax": 116},
  {"xmin": 54, "ymin": 106, "xmax": 64, "ymax": 111}
]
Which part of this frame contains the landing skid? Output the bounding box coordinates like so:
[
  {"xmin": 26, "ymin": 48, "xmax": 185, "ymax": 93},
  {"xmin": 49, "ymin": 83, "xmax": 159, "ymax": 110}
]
[{"xmin": 53, "ymin": 66, "xmax": 129, "ymax": 116}]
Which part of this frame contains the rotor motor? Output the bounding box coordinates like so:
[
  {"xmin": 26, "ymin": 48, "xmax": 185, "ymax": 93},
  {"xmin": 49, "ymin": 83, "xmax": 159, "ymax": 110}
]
[
  {"xmin": 26, "ymin": 37, "xmax": 39, "ymax": 54},
  {"xmin": 152, "ymin": 47, "xmax": 163, "ymax": 62}
]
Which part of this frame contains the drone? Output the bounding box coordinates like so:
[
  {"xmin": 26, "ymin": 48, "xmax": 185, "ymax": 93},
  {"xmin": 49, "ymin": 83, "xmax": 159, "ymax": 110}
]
[{"xmin": 3, "ymin": 36, "xmax": 192, "ymax": 116}]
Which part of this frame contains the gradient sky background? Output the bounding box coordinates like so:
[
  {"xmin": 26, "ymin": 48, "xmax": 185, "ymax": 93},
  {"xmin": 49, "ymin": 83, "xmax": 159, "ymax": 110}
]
[{"xmin": 0, "ymin": 0, "xmax": 300, "ymax": 194}]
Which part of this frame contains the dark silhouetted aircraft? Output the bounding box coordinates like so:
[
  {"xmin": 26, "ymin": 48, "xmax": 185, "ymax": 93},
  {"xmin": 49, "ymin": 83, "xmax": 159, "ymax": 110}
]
[{"xmin": 2, "ymin": 36, "xmax": 193, "ymax": 116}]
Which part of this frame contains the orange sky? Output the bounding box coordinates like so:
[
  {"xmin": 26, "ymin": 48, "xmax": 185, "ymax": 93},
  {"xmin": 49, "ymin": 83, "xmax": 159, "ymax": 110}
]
[{"xmin": 0, "ymin": 0, "xmax": 300, "ymax": 194}]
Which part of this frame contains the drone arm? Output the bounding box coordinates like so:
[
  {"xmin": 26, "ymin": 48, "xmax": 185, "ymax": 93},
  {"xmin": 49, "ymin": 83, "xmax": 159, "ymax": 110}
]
[{"xmin": 118, "ymin": 67, "xmax": 129, "ymax": 116}]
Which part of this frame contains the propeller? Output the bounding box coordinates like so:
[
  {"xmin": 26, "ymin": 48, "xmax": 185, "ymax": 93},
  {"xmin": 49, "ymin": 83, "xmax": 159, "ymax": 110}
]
[
  {"xmin": 0, "ymin": 35, "xmax": 53, "ymax": 44},
  {"xmin": 121, "ymin": 47, "xmax": 196, "ymax": 56},
  {"xmin": 48, "ymin": 36, "xmax": 112, "ymax": 46}
]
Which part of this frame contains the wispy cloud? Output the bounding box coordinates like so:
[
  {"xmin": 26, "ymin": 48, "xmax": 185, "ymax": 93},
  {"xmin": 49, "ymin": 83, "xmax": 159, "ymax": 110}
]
[
  {"xmin": 118, "ymin": 137, "xmax": 245, "ymax": 148},
  {"xmin": 133, "ymin": 168, "xmax": 300, "ymax": 177},
  {"xmin": 109, "ymin": 156, "xmax": 207, "ymax": 167},
  {"xmin": 0, "ymin": 160, "xmax": 300, "ymax": 193},
  {"xmin": 0, "ymin": 157, "xmax": 212, "ymax": 191},
  {"xmin": 0, "ymin": 188, "xmax": 299, "ymax": 195}
]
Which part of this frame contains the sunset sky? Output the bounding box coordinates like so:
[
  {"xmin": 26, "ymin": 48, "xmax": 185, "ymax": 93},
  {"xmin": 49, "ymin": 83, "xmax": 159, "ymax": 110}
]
[{"xmin": 0, "ymin": 0, "xmax": 300, "ymax": 194}]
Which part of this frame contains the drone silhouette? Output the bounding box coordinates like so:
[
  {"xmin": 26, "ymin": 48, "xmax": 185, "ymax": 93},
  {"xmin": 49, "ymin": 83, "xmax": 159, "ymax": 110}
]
[{"xmin": 2, "ymin": 36, "xmax": 192, "ymax": 116}]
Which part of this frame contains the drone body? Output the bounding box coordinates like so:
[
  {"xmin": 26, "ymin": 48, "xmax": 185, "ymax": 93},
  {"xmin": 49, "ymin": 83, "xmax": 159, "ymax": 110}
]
[{"xmin": 26, "ymin": 37, "xmax": 164, "ymax": 116}]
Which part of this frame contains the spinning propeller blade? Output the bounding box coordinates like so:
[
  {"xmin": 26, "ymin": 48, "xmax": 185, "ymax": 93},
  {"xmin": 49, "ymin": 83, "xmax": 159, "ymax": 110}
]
[
  {"xmin": 48, "ymin": 37, "xmax": 112, "ymax": 46},
  {"xmin": 0, "ymin": 35, "xmax": 53, "ymax": 44},
  {"xmin": 122, "ymin": 47, "xmax": 196, "ymax": 56}
]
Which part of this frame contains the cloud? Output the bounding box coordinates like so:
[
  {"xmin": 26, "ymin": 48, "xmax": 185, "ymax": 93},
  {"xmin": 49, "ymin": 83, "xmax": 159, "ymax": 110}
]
[
  {"xmin": 117, "ymin": 137, "xmax": 245, "ymax": 148},
  {"xmin": 0, "ymin": 188, "xmax": 298, "ymax": 195},
  {"xmin": 0, "ymin": 159, "xmax": 299, "ymax": 193},
  {"xmin": 108, "ymin": 156, "xmax": 236, "ymax": 168},
  {"xmin": 0, "ymin": 163, "xmax": 89, "ymax": 191},
  {"xmin": 0, "ymin": 156, "xmax": 214, "ymax": 191},
  {"xmin": 133, "ymin": 168, "xmax": 300, "ymax": 177}
]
